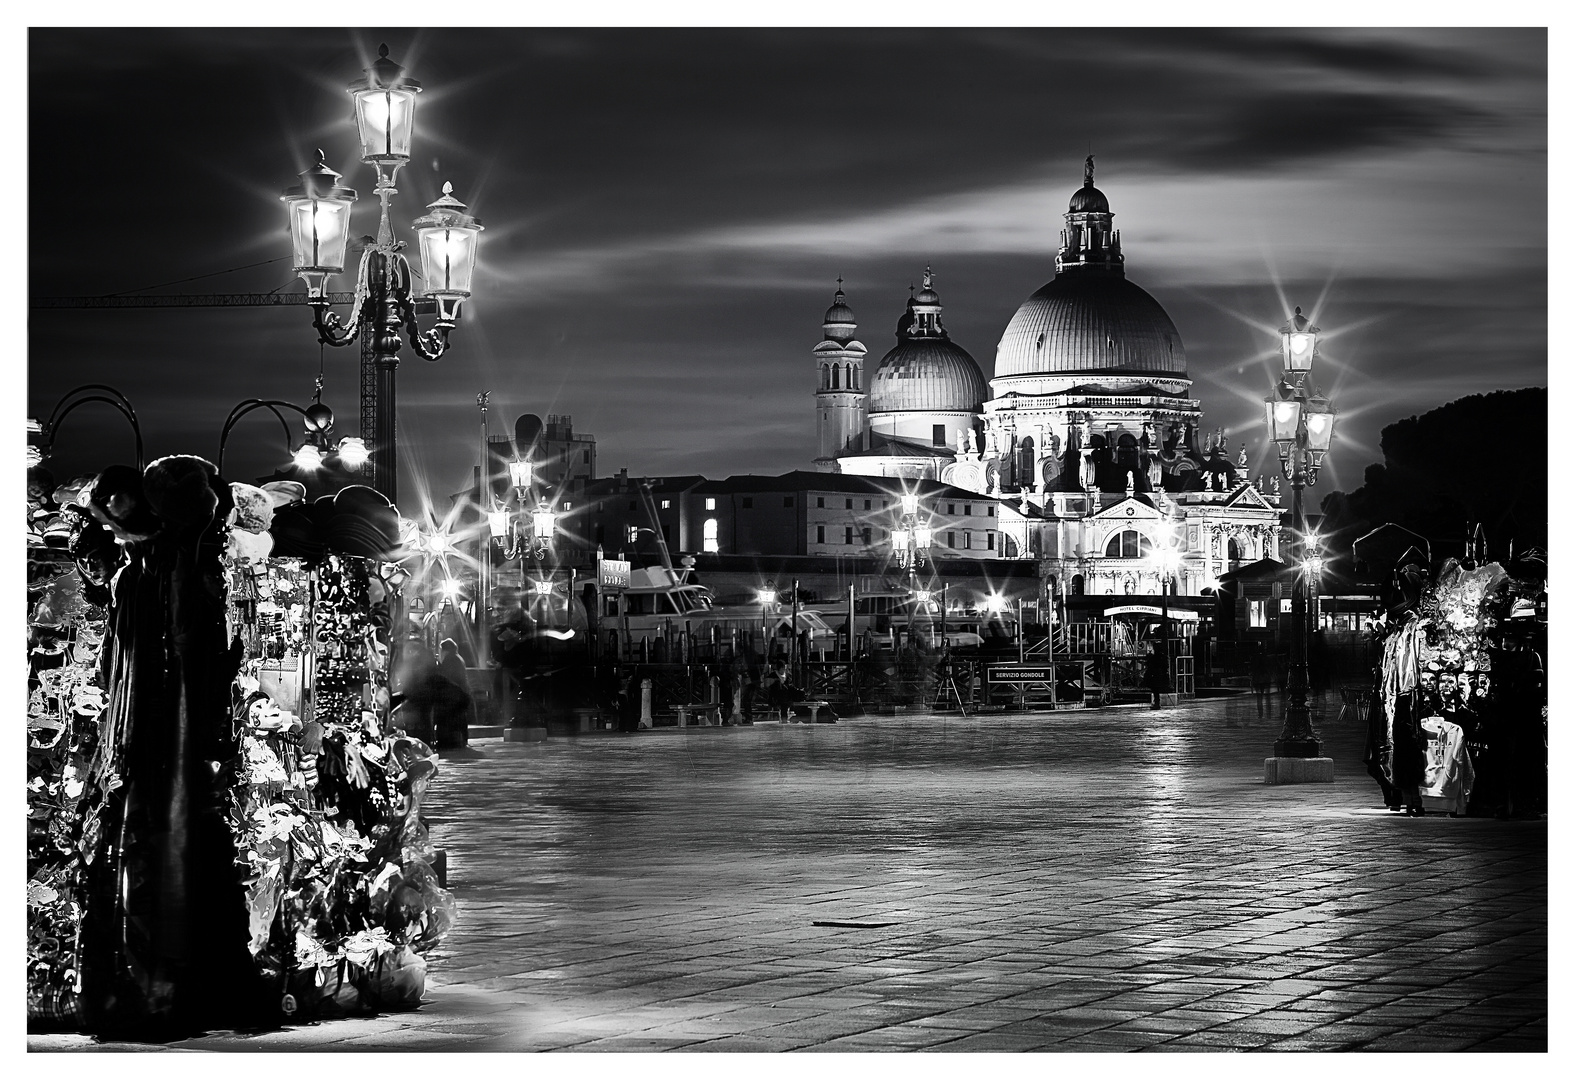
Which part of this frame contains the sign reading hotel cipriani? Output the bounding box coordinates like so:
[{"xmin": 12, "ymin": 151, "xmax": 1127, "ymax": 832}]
[{"xmin": 598, "ymin": 559, "xmax": 631, "ymax": 590}]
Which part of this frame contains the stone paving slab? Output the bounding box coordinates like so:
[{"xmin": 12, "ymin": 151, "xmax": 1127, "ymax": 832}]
[{"xmin": 29, "ymin": 692, "xmax": 1546, "ymax": 1053}]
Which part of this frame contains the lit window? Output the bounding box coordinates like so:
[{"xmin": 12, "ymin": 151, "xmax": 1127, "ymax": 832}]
[
  {"xmin": 964, "ymin": 532, "xmax": 972, "ymax": 549},
  {"xmin": 626, "ymin": 525, "xmax": 639, "ymax": 544},
  {"xmin": 661, "ymin": 499, "xmax": 671, "ymax": 509},
  {"xmin": 703, "ymin": 518, "xmax": 719, "ymax": 553},
  {"xmin": 1249, "ymin": 600, "xmax": 1267, "ymax": 628},
  {"xmin": 706, "ymin": 497, "xmax": 716, "ymax": 510}
]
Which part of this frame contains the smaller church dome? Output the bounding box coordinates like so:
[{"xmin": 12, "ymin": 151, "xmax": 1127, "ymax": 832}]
[{"xmin": 1069, "ymin": 184, "xmax": 1110, "ymax": 214}]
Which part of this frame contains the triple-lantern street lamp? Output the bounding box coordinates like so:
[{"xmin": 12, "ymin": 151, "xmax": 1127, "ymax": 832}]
[
  {"xmin": 1264, "ymin": 306, "xmax": 1338, "ymax": 758},
  {"xmin": 281, "ymin": 43, "xmax": 483, "ymax": 509}
]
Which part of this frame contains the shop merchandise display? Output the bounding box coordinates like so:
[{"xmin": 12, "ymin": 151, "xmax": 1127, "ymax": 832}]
[
  {"xmin": 25, "ymin": 459, "xmax": 454, "ymax": 1037},
  {"xmin": 1369, "ymin": 549, "xmax": 1546, "ymax": 818}
]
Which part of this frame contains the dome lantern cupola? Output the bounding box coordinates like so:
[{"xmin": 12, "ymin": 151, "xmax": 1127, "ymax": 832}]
[
  {"xmin": 1056, "ymin": 155, "xmax": 1123, "ymax": 274},
  {"xmin": 822, "ymin": 276, "xmax": 858, "ymax": 343},
  {"xmin": 868, "ymin": 267, "xmax": 987, "ymax": 414}
]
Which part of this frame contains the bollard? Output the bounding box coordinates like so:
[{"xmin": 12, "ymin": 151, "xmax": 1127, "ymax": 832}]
[{"xmin": 639, "ymin": 678, "xmax": 653, "ymax": 729}]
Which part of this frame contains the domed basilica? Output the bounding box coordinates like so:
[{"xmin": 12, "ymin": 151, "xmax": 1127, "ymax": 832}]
[{"xmin": 811, "ymin": 158, "xmax": 1284, "ymax": 599}]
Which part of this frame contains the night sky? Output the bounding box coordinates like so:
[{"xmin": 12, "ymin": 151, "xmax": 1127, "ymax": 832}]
[{"xmin": 27, "ymin": 28, "xmax": 1546, "ymax": 521}]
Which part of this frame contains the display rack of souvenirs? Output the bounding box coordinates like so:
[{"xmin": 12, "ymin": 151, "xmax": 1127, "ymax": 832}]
[
  {"xmin": 25, "ymin": 460, "xmax": 451, "ymax": 1035},
  {"xmin": 1368, "ymin": 540, "xmax": 1547, "ymax": 819}
]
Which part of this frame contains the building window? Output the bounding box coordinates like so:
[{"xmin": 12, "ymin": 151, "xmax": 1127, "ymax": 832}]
[
  {"xmin": 582, "ymin": 450, "xmax": 591, "ymax": 464},
  {"xmin": 703, "ymin": 519, "xmax": 719, "ymax": 553},
  {"xmin": 864, "ymin": 499, "xmax": 871, "ymax": 510},
  {"xmin": 964, "ymin": 504, "xmax": 972, "ymax": 516},
  {"xmin": 845, "ymin": 526, "xmax": 854, "ymax": 545},
  {"xmin": 706, "ymin": 497, "xmax": 716, "ymax": 511},
  {"xmin": 817, "ymin": 497, "xmax": 825, "ymax": 508},
  {"xmin": 947, "ymin": 503, "xmax": 956, "ymax": 514},
  {"xmin": 1105, "ymin": 530, "xmax": 1153, "ymax": 558},
  {"xmin": 817, "ymin": 525, "xmax": 825, "ymax": 544},
  {"xmin": 987, "ymin": 531, "xmax": 995, "ymax": 550},
  {"xmin": 661, "ymin": 499, "xmax": 671, "ymax": 509},
  {"xmin": 862, "ymin": 527, "xmax": 872, "ymax": 545},
  {"xmin": 987, "ymin": 506, "xmax": 995, "ymax": 518},
  {"xmin": 933, "ymin": 424, "xmax": 946, "ymax": 447},
  {"xmin": 563, "ymin": 501, "xmax": 572, "ymax": 510},
  {"xmin": 845, "ymin": 499, "xmax": 853, "ymax": 509},
  {"xmin": 1249, "ymin": 599, "xmax": 1267, "ymax": 628},
  {"xmin": 784, "ymin": 496, "xmax": 794, "ymax": 507},
  {"xmin": 963, "ymin": 532, "xmax": 971, "ymax": 549},
  {"xmin": 947, "ymin": 531, "xmax": 956, "ymax": 547},
  {"xmin": 742, "ymin": 497, "xmax": 753, "ymax": 509},
  {"xmin": 625, "ymin": 525, "xmax": 639, "ymax": 544}
]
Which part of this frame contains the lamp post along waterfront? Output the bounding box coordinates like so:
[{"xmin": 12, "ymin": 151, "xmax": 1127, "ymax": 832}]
[
  {"xmin": 282, "ymin": 44, "xmax": 483, "ymax": 507},
  {"xmin": 1263, "ymin": 307, "xmax": 1338, "ymax": 782}
]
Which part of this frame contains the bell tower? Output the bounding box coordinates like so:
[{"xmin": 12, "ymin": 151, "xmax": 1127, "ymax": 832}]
[{"xmin": 813, "ymin": 280, "xmax": 868, "ymax": 471}]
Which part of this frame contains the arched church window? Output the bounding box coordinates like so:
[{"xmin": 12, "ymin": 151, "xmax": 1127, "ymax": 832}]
[
  {"xmin": 1227, "ymin": 538, "xmax": 1242, "ymax": 563},
  {"xmin": 831, "ymin": 365, "xmax": 840, "ymax": 390},
  {"xmin": 851, "ymin": 366, "xmax": 859, "ymax": 390},
  {"xmin": 821, "ymin": 364, "xmax": 829, "ymax": 389},
  {"xmin": 1071, "ymin": 574, "xmax": 1084, "ymax": 597},
  {"xmin": 1016, "ymin": 437, "xmax": 1035, "ymax": 490},
  {"xmin": 1105, "ymin": 530, "xmax": 1152, "ymax": 559}
]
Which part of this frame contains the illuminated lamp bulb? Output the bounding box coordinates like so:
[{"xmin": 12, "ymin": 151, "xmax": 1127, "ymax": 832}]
[{"xmin": 336, "ymin": 436, "xmax": 369, "ymax": 469}]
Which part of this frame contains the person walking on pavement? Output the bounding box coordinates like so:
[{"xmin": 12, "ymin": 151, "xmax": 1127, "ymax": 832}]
[{"xmin": 433, "ymin": 638, "xmax": 474, "ymax": 749}]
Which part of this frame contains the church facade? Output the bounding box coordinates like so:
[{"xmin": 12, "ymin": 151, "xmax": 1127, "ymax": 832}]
[{"xmin": 811, "ymin": 158, "xmax": 1285, "ymax": 602}]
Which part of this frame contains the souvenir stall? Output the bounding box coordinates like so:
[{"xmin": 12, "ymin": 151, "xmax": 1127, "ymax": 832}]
[
  {"xmin": 26, "ymin": 458, "xmax": 457, "ymax": 1037},
  {"xmin": 1368, "ymin": 543, "xmax": 1547, "ymax": 818}
]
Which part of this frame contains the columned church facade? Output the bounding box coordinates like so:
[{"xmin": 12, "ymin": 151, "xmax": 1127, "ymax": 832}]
[{"xmin": 811, "ymin": 158, "xmax": 1284, "ymax": 601}]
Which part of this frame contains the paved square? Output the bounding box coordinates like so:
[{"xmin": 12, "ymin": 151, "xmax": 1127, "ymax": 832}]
[{"xmin": 31, "ymin": 692, "xmax": 1546, "ymax": 1052}]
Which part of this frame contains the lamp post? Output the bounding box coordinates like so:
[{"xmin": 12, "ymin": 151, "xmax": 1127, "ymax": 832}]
[
  {"xmin": 218, "ymin": 382, "xmax": 369, "ymax": 484},
  {"xmin": 1264, "ymin": 306, "xmax": 1337, "ymax": 759},
  {"xmin": 893, "ymin": 492, "xmax": 934, "ymax": 648},
  {"xmin": 282, "ymin": 44, "xmax": 483, "ymax": 508},
  {"xmin": 757, "ymin": 586, "xmax": 778, "ymax": 659},
  {"xmin": 1149, "ymin": 524, "xmax": 1180, "ymax": 702}
]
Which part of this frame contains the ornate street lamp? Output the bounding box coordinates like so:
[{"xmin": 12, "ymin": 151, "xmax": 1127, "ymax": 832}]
[
  {"xmin": 1149, "ymin": 524, "xmax": 1181, "ymax": 700},
  {"xmin": 218, "ymin": 391, "xmax": 368, "ymax": 484},
  {"xmin": 283, "ymin": 43, "xmax": 484, "ymax": 508},
  {"xmin": 1264, "ymin": 305, "xmax": 1339, "ymax": 759},
  {"xmin": 892, "ymin": 493, "xmax": 934, "ymax": 571},
  {"xmin": 34, "ymin": 385, "xmax": 144, "ymax": 470}
]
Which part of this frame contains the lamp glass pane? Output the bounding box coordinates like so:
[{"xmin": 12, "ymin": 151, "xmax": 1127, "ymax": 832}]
[
  {"xmin": 532, "ymin": 510, "xmax": 556, "ymax": 539},
  {"xmin": 900, "ymin": 494, "xmax": 919, "ymax": 517},
  {"xmin": 1305, "ymin": 411, "xmax": 1334, "ymax": 451},
  {"xmin": 914, "ymin": 527, "xmax": 933, "ymax": 548},
  {"xmin": 418, "ymin": 226, "xmax": 478, "ymax": 296},
  {"xmin": 1271, "ymin": 399, "xmax": 1301, "ymax": 442},
  {"xmin": 288, "ymin": 196, "xmax": 352, "ymax": 272},
  {"xmin": 507, "ymin": 460, "xmax": 533, "ymax": 488},
  {"xmin": 353, "ymin": 88, "xmax": 417, "ymax": 161},
  {"xmin": 892, "ymin": 528, "xmax": 911, "ymax": 548},
  {"xmin": 486, "ymin": 510, "xmax": 508, "ymax": 538},
  {"xmin": 1287, "ymin": 332, "xmax": 1316, "ymax": 371}
]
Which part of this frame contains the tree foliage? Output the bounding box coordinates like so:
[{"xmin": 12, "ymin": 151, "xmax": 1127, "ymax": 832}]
[{"xmin": 1320, "ymin": 388, "xmax": 1546, "ymax": 557}]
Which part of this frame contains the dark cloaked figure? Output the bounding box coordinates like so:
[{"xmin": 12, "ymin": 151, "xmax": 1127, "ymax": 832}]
[
  {"xmin": 433, "ymin": 638, "xmax": 474, "ymax": 749},
  {"xmin": 78, "ymin": 457, "xmax": 269, "ymax": 1039}
]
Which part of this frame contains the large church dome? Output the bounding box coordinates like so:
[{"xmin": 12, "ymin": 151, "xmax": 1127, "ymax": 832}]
[
  {"xmin": 995, "ymin": 273, "xmax": 1186, "ymax": 378},
  {"xmin": 869, "ymin": 268, "xmax": 987, "ymax": 414},
  {"xmin": 994, "ymin": 157, "xmax": 1186, "ymax": 379}
]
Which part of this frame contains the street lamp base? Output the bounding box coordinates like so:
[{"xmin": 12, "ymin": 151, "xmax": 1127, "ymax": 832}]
[
  {"xmin": 1272, "ymin": 737, "xmax": 1324, "ymax": 758},
  {"xmin": 1263, "ymin": 756, "xmax": 1334, "ymax": 784}
]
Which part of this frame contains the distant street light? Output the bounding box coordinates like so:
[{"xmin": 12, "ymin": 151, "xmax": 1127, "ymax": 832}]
[{"xmin": 1264, "ymin": 306, "xmax": 1338, "ymax": 758}]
